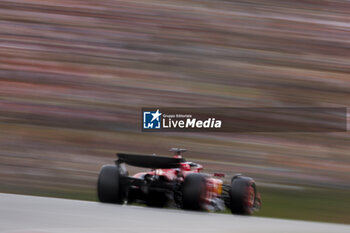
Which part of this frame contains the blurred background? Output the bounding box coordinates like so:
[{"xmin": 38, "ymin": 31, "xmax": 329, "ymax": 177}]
[{"xmin": 0, "ymin": 0, "xmax": 349, "ymax": 224}]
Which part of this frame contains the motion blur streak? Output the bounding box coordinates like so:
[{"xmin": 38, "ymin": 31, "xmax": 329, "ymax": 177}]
[{"xmin": 0, "ymin": 0, "xmax": 349, "ymax": 224}]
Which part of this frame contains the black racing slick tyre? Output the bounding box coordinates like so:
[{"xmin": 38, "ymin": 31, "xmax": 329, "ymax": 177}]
[
  {"xmin": 229, "ymin": 176, "xmax": 256, "ymax": 215},
  {"xmin": 182, "ymin": 174, "xmax": 206, "ymax": 210},
  {"xmin": 97, "ymin": 164, "xmax": 124, "ymax": 204}
]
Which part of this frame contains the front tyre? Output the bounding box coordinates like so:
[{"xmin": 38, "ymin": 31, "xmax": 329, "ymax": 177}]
[
  {"xmin": 229, "ymin": 176, "xmax": 256, "ymax": 215},
  {"xmin": 97, "ymin": 164, "xmax": 124, "ymax": 204}
]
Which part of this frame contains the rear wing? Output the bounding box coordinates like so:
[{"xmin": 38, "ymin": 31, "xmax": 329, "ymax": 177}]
[{"xmin": 116, "ymin": 153, "xmax": 185, "ymax": 169}]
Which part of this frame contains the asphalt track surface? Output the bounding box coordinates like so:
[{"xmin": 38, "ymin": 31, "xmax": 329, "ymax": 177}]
[{"xmin": 1, "ymin": 193, "xmax": 349, "ymax": 233}]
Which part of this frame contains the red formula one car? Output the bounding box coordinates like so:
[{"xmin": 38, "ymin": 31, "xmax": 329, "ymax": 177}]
[{"xmin": 97, "ymin": 148, "xmax": 261, "ymax": 215}]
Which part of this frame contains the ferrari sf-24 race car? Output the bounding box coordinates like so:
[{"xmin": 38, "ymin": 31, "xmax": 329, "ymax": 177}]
[{"xmin": 97, "ymin": 148, "xmax": 261, "ymax": 215}]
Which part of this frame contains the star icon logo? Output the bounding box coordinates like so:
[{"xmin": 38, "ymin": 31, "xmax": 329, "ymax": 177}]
[{"xmin": 150, "ymin": 109, "xmax": 162, "ymax": 122}]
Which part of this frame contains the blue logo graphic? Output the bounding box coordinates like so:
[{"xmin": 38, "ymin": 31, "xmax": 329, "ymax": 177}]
[{"xmin": 143, "ymin": 109, "xmax": 162, "ymax": 129}]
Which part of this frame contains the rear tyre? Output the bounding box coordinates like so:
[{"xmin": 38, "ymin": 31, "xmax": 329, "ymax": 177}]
[
  {"xmin": 229, "ymin": 176, "xmax": 256, "ymax": 215},
  {"xmin": 97, "ymin": 164, "xmax": 124, "ymax": 204},
  {"xmin": 182, "ymin": 174, "xmax": 206, "ymax": 210}
]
